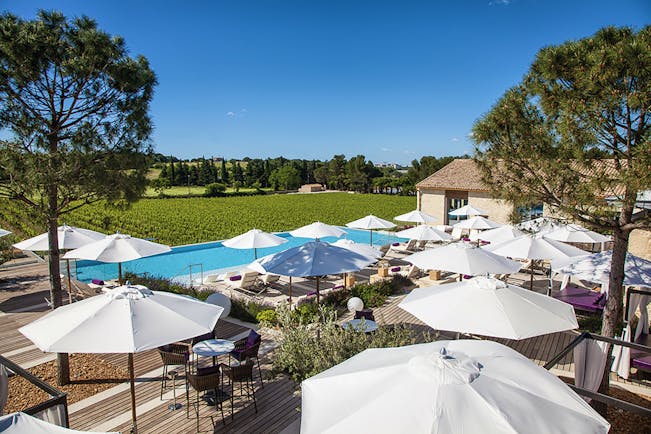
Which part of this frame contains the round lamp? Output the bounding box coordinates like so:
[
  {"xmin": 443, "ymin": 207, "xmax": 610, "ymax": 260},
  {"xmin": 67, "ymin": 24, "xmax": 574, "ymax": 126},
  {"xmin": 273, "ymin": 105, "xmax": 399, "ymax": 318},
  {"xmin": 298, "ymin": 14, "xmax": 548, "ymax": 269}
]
[
  {"xmin": 206, "ymin": 292, "xmax": 231, "ymax": 317},
  {"xmin": 347, "ymin": 297, "xmax": 364, "ymax": 313}
]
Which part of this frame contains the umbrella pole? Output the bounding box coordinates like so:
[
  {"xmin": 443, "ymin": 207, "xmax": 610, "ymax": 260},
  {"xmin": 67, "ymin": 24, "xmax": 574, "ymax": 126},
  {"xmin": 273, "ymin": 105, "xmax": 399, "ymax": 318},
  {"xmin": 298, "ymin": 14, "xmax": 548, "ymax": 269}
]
[
  {"xmin": 316, "ymin": 277, "xmax": 320, "ymax": 305},
  {"xmin": 530, "ymin": 260, "xmax": 534, "ymax": 291},
  {"xmin": 128, "ymin": 353, "xmax": 138, "ymax": 433},
  {"xmin": 118, "ymin": 262, "xmax": 123, "ymax": 285},
  {"xmin": 66, "ymin": 259, "xmax": 73, "ymax": 305},
  {"xmin": 288, "ymin": 276, "xmax": 292, "ymax": 306},
  {"xmin": 370, "ymin": 230, "xmax": 373, "ymax": 247},
  {"xmin": 254, "ymin": 248, "xmax": 257, "ymax": 260}
]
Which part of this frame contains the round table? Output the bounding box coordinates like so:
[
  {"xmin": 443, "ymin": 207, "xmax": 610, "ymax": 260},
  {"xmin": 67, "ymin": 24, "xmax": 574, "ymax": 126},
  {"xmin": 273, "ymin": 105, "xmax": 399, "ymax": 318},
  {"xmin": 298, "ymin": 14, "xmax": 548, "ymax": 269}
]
[
  {"xmin": 342, "ymin": 319, "xmax": 378, "ymax": 333},
  {"xmin": 192, "ymin": 339, "xmax": 235, "ymax": 358}
]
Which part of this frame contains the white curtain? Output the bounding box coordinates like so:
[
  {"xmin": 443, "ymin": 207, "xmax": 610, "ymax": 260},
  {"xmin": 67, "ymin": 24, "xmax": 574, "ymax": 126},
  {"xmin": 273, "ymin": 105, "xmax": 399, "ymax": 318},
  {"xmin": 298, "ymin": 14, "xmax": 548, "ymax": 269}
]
[
  {"xmin": 560, "ymin": 274, "xmax": 570, "ymax": 290},
  {"xmin": 574, "ymin": 338, "xmax": 609, "ymax": 402},
  {"xmin": 629, "ymin": 293, "xmax": 650, "ymax": 341},
  {"xmin": 33, "ymin": 404, "xmax": 66, "ymax": 426},
  {"xmin": 0, "ymin": 365, "xmax": 8, "ymax": 416},
  {"xmin": 611, "ymin": 325, "xmax": 631, "ymax": 380}
]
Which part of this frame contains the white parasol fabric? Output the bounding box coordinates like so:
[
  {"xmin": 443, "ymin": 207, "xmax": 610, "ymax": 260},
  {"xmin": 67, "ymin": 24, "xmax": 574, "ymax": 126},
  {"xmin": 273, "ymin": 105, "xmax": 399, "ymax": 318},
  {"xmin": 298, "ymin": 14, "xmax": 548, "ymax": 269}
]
[
  {"xmin": 517, "ymin": 217, "xmax": 563, "ymax": 235},
  {"xmin": 0, "ymin": 228, "xmax": 11, "ymax": 238},
  {"xmin": 448, "ymin": 204, "xmax": 488, "ymax": 217},
  {"xmin": 19, "ymin": 284, "xmax": 223, "ymax": 433},
  {"xmin": 553, "ymin": 250, "xmax": 651, "ymax": 288},
  {"xmin": 289, "ymin": 222, "xmax": 346, "ymax": 240},
  {"xmin": 404, "ymin": 242, "xmax": 521, "ymax": 276},
  {"xmin": 345, "ymin": 215, "xmax": 395, "ymax": 230},
  {"xmin": 14, "ymin": 225, "xmax": 105, "ymax": 251},
  {"xmin": 469, "ymin": 225, "xmax": 523, "ymax": 244},
  {"xmin": 486, "ymin": 234, "xmax": 588, "ymax": 261},
  {"xmin": 0, "ymin": 412, "xmax": 118, "ymax": 433},
  {"xmin": 222, "ymin": 228, "xmax": 287, "ymax": 259},
  {"xmin": 452, "ymin": 216, "xmax": 502, "ymax": 230},
  {"xmin": 394, "ymin": 210, "xmax": 437, "ymax": 224},
  {"xmin": 395, "ymin": 225, "xmax": 452, "ymax": 242},
  {"xmin": 544, "ymin": 224, "xmax": 611, "ymax": 244},
  {"xmin": 399, "ymin": 276, "xmax": 578, "ymax": 339},
  {"xmin": 300, "ymin": 340, "xmax": 609, "ymax": 434},
  {"xmin": 330, "ymin": 239, "xmax": 383, "ymax": 260}
]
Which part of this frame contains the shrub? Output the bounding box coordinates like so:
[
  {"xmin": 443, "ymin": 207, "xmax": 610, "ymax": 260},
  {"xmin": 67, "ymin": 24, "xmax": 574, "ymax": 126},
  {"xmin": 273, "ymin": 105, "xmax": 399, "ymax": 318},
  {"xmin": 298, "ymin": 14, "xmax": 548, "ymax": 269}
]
[
  {"xmin": 229, "ymin": 298, "xmax": 269, "ymax": 323},
  {"xmin": 204, "ymin": 182, "xmax": 227, "ymax": 197},
  {"xmin": 256, "ymin": 309, "xmax": 278, "ymax": 326}
]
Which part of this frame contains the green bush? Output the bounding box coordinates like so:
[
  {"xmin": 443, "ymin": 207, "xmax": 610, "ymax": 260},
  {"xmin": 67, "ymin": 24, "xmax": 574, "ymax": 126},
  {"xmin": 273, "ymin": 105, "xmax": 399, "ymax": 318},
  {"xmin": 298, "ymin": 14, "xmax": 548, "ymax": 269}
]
[
  {"xmin": 256, "ymin": 309, "xmax": 278, "ymax": 326},
  {"xmin": 204, "ymin": 182, "xmax": 227, "ymax": 197},
  {"xmin": 229, "ymin": 298, "xmax": 269, "ymax": 323}
]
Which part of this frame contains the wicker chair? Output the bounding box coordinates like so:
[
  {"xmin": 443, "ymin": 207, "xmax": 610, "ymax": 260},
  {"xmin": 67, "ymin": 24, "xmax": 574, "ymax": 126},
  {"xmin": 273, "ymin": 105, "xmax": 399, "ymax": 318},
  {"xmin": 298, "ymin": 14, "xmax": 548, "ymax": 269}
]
[
  {"xmin": 158, "ymin": 343, "xmax": 190, "ymax": 400},
  {"xmin": 229, "ymin": 336, "xmax": 264, "ymax": 388},
  {"xmin": 186, "ymin": 365, "xmax": 225, "ymax": 430},
  {"xmin": 220, "ymin": 360, "xmax": 258, "ymax": 420}
]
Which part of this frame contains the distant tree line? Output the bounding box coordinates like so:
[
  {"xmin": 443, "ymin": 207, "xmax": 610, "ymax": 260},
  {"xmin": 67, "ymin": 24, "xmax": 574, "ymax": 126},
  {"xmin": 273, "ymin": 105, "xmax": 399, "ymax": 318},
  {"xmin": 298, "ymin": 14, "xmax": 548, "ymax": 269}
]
[{"xmin": 151, "ymin": 154, "xmax": 464, "ymax": 195}]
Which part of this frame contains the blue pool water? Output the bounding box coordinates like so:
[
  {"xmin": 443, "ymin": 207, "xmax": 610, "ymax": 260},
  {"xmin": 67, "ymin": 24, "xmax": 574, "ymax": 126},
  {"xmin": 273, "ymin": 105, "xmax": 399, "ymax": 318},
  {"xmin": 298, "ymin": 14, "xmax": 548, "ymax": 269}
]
[{"xmin": 73, "ymin": 228, "xmax": 406, "ymax": 284}]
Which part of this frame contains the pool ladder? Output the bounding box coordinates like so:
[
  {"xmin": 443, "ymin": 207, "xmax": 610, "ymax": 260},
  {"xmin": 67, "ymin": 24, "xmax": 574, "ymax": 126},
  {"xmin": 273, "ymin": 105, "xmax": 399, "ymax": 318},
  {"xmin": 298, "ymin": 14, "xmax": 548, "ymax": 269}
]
[{"xmin": 171, "ymin": 263, "xmax": 204, "ymax": 288}]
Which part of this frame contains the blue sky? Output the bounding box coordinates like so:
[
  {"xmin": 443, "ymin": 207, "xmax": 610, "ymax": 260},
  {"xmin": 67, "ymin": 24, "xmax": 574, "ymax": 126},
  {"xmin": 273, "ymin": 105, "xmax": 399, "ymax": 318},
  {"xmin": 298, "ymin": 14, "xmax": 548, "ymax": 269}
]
[{"xmin": 4, "ymin": 1, "xmax": 650, "ymax": 165}]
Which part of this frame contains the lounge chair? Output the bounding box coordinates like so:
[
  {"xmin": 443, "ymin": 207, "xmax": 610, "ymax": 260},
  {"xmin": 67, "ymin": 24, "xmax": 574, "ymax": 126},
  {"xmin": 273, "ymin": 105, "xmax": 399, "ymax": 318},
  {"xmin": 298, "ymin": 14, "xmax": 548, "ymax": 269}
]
[
  {"xmin": 260, "ymin": 273, "xmax": 281, "ymax": 286},
  {"xmin": 552, "ymin": 285, "xmax": 606, "ymax": 313},
  {"xmin": 390, "ymin": 239, "xmax": 418, "ymax": 254},
  {"xmin": 450, "ymin": 227, "xmax": 464, "ymax": 240},
  {"xmin": 203, "ymin": 270, "xmax": 238, "ymax": 284}
]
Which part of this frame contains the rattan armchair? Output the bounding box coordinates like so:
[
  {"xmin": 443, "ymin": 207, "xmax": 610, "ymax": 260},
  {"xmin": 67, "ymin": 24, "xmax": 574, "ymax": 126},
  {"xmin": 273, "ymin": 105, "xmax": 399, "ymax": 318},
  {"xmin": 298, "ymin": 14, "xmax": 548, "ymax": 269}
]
[
  {"xmin": 229, "ymin": 336, "xmax": 264, "ymax": 388},
  {"xmin": 186, "ymin": 365, "xmax": 226, "ymax": 431},
  {"xmin": 157, "ymin": 343, "xmax": 190, "ymax": 400},
  {"xmin": 220, "ymin": 360, "xmax": 258, "ymax": 420}
]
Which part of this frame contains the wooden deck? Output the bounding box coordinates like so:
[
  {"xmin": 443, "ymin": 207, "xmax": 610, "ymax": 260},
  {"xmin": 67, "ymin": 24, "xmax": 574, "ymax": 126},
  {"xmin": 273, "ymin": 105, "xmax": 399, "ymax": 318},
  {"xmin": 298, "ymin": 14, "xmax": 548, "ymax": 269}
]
[{"xmin": 2, "ymin": 261, "xmax": 650, "ymax": 433}]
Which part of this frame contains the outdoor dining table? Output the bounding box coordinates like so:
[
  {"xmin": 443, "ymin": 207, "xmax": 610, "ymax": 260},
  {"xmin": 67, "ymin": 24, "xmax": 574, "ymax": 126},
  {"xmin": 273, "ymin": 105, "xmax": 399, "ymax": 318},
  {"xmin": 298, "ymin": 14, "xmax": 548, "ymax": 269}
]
[
  {"xmin": 192, "ymin": 338, "xmax": 235, "ymax": 366},
  {"xmin": 342, "ymin": 319, "xmax": 379, "ymax": 333}
]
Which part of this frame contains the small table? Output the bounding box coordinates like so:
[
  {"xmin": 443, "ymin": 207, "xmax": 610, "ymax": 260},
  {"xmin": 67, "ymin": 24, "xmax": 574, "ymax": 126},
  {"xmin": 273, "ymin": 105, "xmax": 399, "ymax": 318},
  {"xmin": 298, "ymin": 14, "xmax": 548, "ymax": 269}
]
[
  {"xmin": 192, "ymin": 339, "xmax": 235, "ymax": 365},
  {"xmin": 342, "ymin": 319, "xmax": 378, "ymax": 333}
]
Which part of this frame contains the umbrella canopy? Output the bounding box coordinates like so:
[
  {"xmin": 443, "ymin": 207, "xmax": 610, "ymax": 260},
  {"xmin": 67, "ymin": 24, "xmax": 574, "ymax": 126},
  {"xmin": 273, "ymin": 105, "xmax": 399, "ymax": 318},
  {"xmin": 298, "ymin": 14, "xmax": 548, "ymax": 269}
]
[
  {"xmin": 404, "ymin": 243, "xmax": 522, "ymax": 276},
  {"xmin": 250, "ymin": 241, "xmax": 376, "ymax": 303},
  {"xmin": 469, "ymin": 225, "xmax": 524, "ymax": 244},
  {"xmin": 0, "ymin": 228, "xmax": 11, "ymax": 237},
  {"xmin": 19, "ymin": 284, "xmax": 223, "ymax": 433},
  {"xmin": 14, "ymin": 225, "xmax": 105, "ymax": 251},
  {"xmin": 394, "ymin": 210, "xmax": 437, "ymax": 224},
  {"xmin": 517, "ymin": 217, "xmax": 563, "ymax": 235},
  {"xmin": 396, "ymin": 225, "xmax": 452, "ymax": 242},
  {"xmin": 0, "ymin": 412, "xmax": 118, "ymax": 434},
  {"xmin": 486, "ymin": 234, "xmax": 588, "ymax": 261},
  {"xmin": 300, "ymin": 340, "xmax": 609, "ymax": 434},
  {"xmin": 399, "ymin": 276, "xmax": 578, "ymax": 339},
  {"xmin": 544, "ymin": 224, "xmax": 611, "ymax": 244},
  {"xmin": 452, "ymin": 216, "xmax": 502, "ymax": 230},
  {"xmin": 289, "ymin": 221, "xmax": 346, "ymax": 240},
  {"xmin": 222, "ymin": 228, "xmax": 287, "ymax": 259},
  {"xmin": 330, "ymin": 239, "xmax": 383, "ymax": 260},
  {"xmin": 448, "ymin": 204, "xmax": 488, "ymax": 217},
  {"xmin": 63, "ymin": 233, "xmax": 171, "ymax": 283},
  {"xmin": 553, "ymin": 250, "xmax": 651, "ymax": 287},
  {"xmin": 345, "ymin": 214, "xmax": 395, "ymax": 230}
]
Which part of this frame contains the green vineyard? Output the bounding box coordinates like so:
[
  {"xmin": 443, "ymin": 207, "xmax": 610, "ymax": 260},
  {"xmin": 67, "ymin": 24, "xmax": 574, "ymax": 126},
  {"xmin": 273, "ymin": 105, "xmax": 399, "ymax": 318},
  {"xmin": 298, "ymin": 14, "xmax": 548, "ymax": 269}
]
[{"xmin": 0, "ymin": 193, "xmax": 416, "ymax": 246}]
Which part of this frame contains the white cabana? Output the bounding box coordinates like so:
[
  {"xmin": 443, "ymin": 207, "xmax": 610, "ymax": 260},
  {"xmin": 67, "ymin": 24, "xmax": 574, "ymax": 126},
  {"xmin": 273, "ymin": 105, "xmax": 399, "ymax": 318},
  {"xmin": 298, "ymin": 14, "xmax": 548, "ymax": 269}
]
[
  {"xmin": 469, "ymin": 225, "xmax": 523, "ymax": 244},
  {"xmin": 452, "ymin": 216, "xmax": 502, "ymax": 231},
  {"xmin": 404, "ymin": 243, "xmax": 521, "ymax": 277},
  {"xmin": 222, "ymin": 228, "xmax": 287, "ymax": 259},
  {"xmin": 289, "ymin": 221, "xmax": 346, "ymax": 240},
  {"xmin": 0, "ymin": 412, "xmax": 118, "ymax": 433},
  {"xmin": 300, "ymin": 340, "xmax": 609, "ymax": 434},
  {"xmin": 448, "ymin": 204, "xmax": 488, "ymax": 217},
  {"xmin": 394, "ymin": 210, "xmax": 437, "ymax": 224},
  {"xmin": 345, "ymin": 215, "xmax": 395, "ymax": 246},
  {"xmin": 399, "ymin": 276, "xmax": 578, "ymax": 339},
  {"xmin": 19, "ymin": 284, "xmax": 224, "ymax": 433},
  {"xmin": 251, "ymin": 241, "xmax": 376, "ymax": 304},
  {"xmin": 395, "ymin": 225, "xmax": 452, "ymax": 242},
  {"xmin": 63, "ymin": 233, "xmax": 171, "ymax": 284}
]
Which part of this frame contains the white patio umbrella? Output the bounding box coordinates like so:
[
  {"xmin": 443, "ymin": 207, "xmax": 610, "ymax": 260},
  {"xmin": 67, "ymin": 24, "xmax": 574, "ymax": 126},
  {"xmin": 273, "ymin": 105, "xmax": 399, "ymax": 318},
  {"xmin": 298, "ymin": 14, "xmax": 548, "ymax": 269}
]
[
  {"xmin": 222, "ymin": 228, "xmax": 287, "ymax": 259},
  {"xmin": 0, "ymin": 228, "xmax": 11, "ymax": 237},
  {"xmin": 485, "ymin": 234, "xmax": 588, "ymax": 290},
  {"xmin": 448, "ymin": 204, "xmax": 488, "ymax": 217},
  {"xmin": 300, "ymin": 340, "xmax": 609, "ymax": 434},
  {"xmin": 250, "ymin": 241, "xmax": 376, "ymax": 304},
  {"xmin": 399, "ymin": 276, "xmax": 578, "ymax": 339},
  {"xmin": 345, "ymin": 214, "xmax": 395, "ymax": 246},
  {"xmin": 452, "ymin": 216, "xmax": 502, "ymax": 230},
  {"xmin": 553, "ymin": 250, "xmax": 651, "ymax": 289},
  {"xmin": 14, "ymin": 225, "xmax": 106, "ymax": 303},
  {"xmin": 517, "ymin": 217, "xmax": 563, "ymax": 235},
  {"xmin": 544, "ymin": 224, "xmax": 611, "ymax": 244},
  {"xmin": 396, "ymin": 225, "xmax": 452, "ymax": 242},
  {"xmin": 404, "ymin": 242, "xmax": 522, "ymax": 277},
  {"xmin": 330, "ymin": 239, "xmax": 383, "ymax": 259},
  {"xmin": 289, "ymin": 221, "xmax": 346, "ymax": 240},
  {"xmin": 469, "ymin": 224, "xmax": 524, "ymax": 244},
  {"xmin": 0, "ymin": 412, "xmax": 118, "ymax": 433},
  {"xmin": 19, "ymin": 284, "xmax": 224, "ymax": 434},
  {"xmin": 394, "ymin": 210, "xmax": 437, "ymax": 224},
  {"xmin": 63, "ymin": 233, "xmax": 171, "ymax": 284}
]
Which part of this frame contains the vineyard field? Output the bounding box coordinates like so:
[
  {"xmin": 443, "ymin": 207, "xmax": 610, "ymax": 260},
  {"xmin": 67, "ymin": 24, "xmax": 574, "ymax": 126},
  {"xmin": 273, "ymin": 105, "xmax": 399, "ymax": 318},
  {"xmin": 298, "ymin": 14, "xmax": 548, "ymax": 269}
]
[{"xmin": 0, "ymin": 193, "xmax": 416, "ymax": 246}]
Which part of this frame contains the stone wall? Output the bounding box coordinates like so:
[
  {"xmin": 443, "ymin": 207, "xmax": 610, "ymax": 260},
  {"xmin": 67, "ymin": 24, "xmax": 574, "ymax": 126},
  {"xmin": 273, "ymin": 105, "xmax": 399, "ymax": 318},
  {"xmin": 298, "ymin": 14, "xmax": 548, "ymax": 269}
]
[
  {"xmin": 418, "ymin": 188, "xmax": 447, "ymax": 223},
  {"xmin": 629, "ymin": 229, "xmax": 651, "ymax": 260},
  {"xmin": 468, "ymin": 191, "xmax": 513, "ymax": 224}
]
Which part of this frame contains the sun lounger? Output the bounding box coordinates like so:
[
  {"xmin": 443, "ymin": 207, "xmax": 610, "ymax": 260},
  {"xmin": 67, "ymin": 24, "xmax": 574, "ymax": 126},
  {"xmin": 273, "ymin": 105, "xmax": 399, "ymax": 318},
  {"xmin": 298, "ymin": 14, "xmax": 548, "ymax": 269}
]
[
  {"xmin": 389, "ymin": 239, "xmax": 418, "ymax": 254},
  {"xmin": 630, "ymin": 334, "xmax": 651, "ymax": 373},
  {"xmin": 552, "ymin": 285, "xmax": 606, "ymax": 313},
  {"xmin": 450, "ymin": 227, "xmax": 464, "ymax": 240}
]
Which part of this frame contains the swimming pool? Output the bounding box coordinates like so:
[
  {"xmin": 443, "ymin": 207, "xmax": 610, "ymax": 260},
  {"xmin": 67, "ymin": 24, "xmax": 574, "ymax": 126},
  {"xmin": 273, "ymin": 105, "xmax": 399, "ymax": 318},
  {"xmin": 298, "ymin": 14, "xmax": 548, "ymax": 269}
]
[{"xmin": 73, "ymin": 228, "xmax": 406, "ymax": 284}]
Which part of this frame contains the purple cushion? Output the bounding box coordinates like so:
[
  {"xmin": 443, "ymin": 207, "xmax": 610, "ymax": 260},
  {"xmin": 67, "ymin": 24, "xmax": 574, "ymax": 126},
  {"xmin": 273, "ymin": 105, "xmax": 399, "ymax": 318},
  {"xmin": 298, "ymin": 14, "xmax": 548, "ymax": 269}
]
[
  {"xmin": 593, "ymin": 292, "xmax": 606, "ymax": 306},
  {"xmin": 552, "ymin": 286, "xmax": 604, "ymax": 313},
  {"xmin": 632, "ymin": 355, "xmax": 651, "ymax": 372},
  {"xmin": 229, "ymin": 275, "xmax": 242, "ymax": 281},
  {"xmin": 392, "ymin": 242, "xmax": 400, "ymax": 246},
  {"xmin": 246, "ymin": 330, "xmax": 261, "ymax": 348},
  {"xmin": 307, "ymin": 290, "xmax": 317, "ymax": 296},
  {"xmin": 196, "ymin": 365, "xmax": 220, "ymax": 376},
  {"xmin": 91, "ymin": 279, "xmax": 105, "ymax": 285},
  {"xmin": 390, "ymin": 267, "xmax": 401, "ymax": 272},
  {"xmin": 463, "ymin": 275, "xmax": 472, "ymax": 280}
]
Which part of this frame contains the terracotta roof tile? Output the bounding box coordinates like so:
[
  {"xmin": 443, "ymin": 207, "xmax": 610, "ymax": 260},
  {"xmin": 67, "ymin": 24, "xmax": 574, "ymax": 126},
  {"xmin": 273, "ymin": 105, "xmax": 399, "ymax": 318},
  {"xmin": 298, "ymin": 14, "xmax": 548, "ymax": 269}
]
[{"xmin": 416, "ymin": 159, "xmax": 488, "ymax": 191}]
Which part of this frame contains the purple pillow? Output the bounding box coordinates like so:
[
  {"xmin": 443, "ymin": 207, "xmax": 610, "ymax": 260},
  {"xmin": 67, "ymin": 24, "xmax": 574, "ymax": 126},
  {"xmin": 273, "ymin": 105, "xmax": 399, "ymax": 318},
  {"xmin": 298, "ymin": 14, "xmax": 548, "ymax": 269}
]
[
  {"xmin": 392, "ymin": 242, "xmax": 400, "ymax": 246},
  {"xmin": 390, "ymin": 267, "xmax": 401, "ymax": 272},
  {"xmin": 246, "ymin": 329, "xmax": 261, "ymax": 348},
  {"xmin": 594, "ymin": 292, "xmax": 607, "ymax": 306},
  {"xmin": 229, "ymin": 275, "xmax": 242, "ymax": 281},
  {"xmin": 463, "ymin": 275, "xmax": 472, "ymax": 280},
  {"xmin": 91, "ymin": 279, "xmax": 104, "ymax": 285}
]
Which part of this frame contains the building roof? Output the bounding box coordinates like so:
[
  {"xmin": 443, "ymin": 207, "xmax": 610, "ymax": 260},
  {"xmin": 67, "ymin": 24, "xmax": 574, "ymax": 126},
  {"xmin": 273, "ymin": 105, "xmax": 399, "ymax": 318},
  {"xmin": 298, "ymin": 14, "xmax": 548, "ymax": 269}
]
[{"xmin": 416, "ymin": 159, "xmax": 488, "ymax": 191}]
